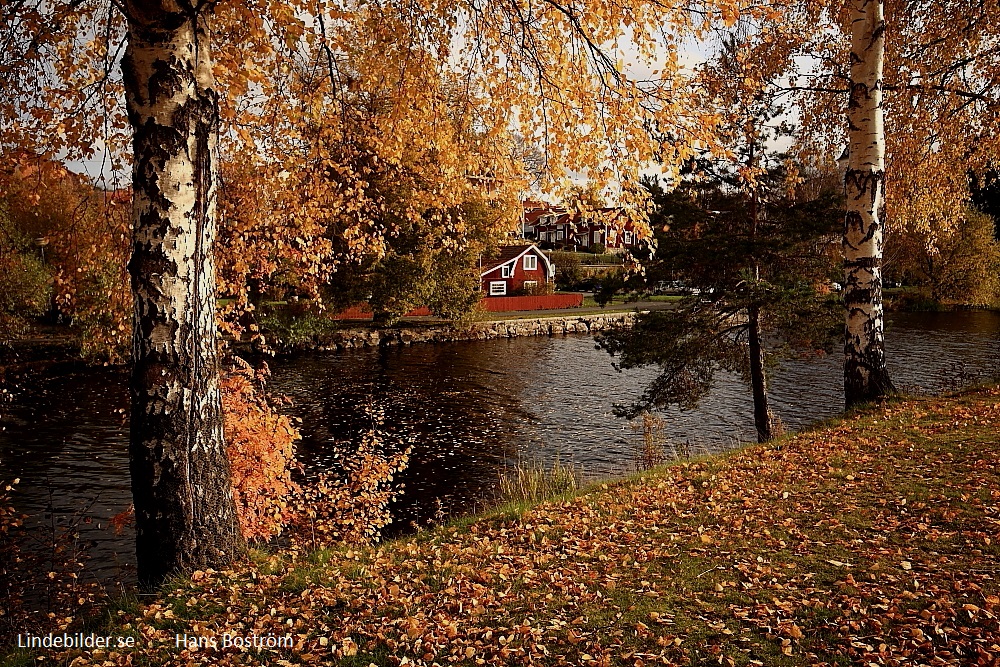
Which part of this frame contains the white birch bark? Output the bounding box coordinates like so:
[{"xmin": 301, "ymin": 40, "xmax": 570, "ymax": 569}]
[
  {"xmin": 122, "ymin": 0, "xmax": 243, "ymax": 587},
  {"xmin": 843, "ymin": 0, "xmax": 894, "ymax": 406}
]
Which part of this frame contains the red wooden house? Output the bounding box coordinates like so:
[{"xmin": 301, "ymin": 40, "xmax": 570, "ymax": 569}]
[
  {"xmin": 480, "ymin": 244, "xmax": 555, "ymax": 296},
  {"xmin": 521, "ymin": 201, "xmax": 644, "ymax": 252}
]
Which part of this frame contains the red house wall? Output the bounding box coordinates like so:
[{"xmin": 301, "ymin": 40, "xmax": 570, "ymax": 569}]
[{"xmin": 482, "ymin": 251, "xmax": 549, "ymax": 295}]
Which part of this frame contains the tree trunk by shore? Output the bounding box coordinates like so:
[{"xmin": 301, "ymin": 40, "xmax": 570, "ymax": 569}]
[
  {"xmin": 747, "ymin": 304, "xmax": 774, "ymax": 442},
  {"xmin": 122, "ymin": 0, "xmax": 244, "ymax": 588},
  {"xmin": 843, "ymin": 0, "xmax": 895, "ymax": 407}
]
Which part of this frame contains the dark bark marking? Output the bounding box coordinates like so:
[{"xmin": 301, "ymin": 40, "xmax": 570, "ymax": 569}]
[
  {"xmin": 844, "ymin": 333, "xmax": 895, "ymax": 407},
  {"xmin": 147, "ymin": 56, "xmax": 188, "ymax": 108},
  {"xmin": 842, "ymin": 211, "xmax": 864, "ymax": 251},
  {"xmin": 869, "ymin": 20, "xmax": 886, "ymax": 50},
  {"xmin": 845, "ymin": 168, "xmax": 884, "ymax": 207},
  {"xmin": 848, "ymin": 81, "xmax": 870, "ymax": 108}
]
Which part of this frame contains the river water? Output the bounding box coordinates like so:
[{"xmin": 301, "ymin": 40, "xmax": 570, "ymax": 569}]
[{"xmin": 1, "ymin": 310, "xmax": 998, "ymax": 585}]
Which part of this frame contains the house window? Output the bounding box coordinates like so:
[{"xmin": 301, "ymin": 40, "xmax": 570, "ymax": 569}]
[
  {"xmin": 556, "ymin": 230, "xmax": 564, "ymax": 240},
  {"xmin": 523, "ymin": 280, "xmax": 538, "ymax": 292},
  {"xmin": 501, "ymin": 264, "xmax": 513, "ymax": 278},
  {"xmin": 623, "ymin": 231, "xmax": 633, "ymax": 244},
  {"xmin": 489, "ymin": 281, "xmax": 507, "ymax": 296},
  {"xmin": 523, "ymin": 254, "xmax": 538, "ymax": 271}
]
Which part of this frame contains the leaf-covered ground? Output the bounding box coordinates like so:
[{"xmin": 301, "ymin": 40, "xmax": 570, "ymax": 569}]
[{"xmin": 17, "ymin": 387, "xmax": 1000, "ymax": 666}]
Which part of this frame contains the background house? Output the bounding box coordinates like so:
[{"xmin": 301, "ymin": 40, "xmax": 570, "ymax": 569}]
[
  {"xmin": 520, "ymin": 201, "xmax": 643, "ymax": 253},
  {"xmin": 480, "ymin": 244, "xmax": 554, "ymax": 296}
]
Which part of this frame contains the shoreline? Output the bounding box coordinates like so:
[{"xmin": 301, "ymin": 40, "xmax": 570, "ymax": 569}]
[{"xmin": 266, "ymin": 311, "xmax": 640, "ymax": 354}]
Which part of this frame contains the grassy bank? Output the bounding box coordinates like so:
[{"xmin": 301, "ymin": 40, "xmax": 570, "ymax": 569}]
[
  {"xmin": 579, "ymin": 294, "xmax": 683, "ymax": 309},
  {"xmin": 8, "ymin": 387, "xmax": 1000, "ymax": 666}
]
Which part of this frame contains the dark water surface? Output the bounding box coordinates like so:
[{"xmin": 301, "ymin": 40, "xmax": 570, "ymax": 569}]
[{"xmin": 2, "ymin": 310, "xmax": 998, "ymax": 585}]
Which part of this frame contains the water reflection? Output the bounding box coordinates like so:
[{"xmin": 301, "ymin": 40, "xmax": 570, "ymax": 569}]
[{"xmin": 273, "ymin": 341, "xmax": 533, "ymax": 529}]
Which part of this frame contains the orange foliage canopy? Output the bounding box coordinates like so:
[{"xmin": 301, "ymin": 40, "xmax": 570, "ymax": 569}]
[
  {"xmin": 732, "ymin": 1, "xmax": 1000, "ymax": 235},
  {"xmin": 0, "ymin": 0, "xmax": 792, "ymax": 237}
]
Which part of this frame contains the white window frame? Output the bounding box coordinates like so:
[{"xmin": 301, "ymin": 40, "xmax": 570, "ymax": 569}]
[
  {"xmin": 556, "ymin": 230, "xmax": 564, "ymax": 240},
  {"xmin": 501, "ymin": 264, "xmax": 513, "ymax": 278},
  {"xmin": 623, "ymin": 231, "xmax": 633, "ymax": 244},
  {"xmin": 489, "ymin": 281, "xmax": 507, "ymax": 296},
  {"xmin": 523, "ymin": 254, "xmax": 538, "ymax": 271},
  {"xmin": 523, "ymin": 280, "xmax": 538, "ymax": 291}
]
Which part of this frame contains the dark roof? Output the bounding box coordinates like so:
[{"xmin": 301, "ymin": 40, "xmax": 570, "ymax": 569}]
[
  {"xmin": 522, "ymin": 202, "xmax": 628, "ymax": 229},
  {"xmin": 481, "ymin": 245, "xmax": 532, "ymax": 273},
  {"xmin": 523, "ymin": 206, "xmax": 569, "ymax": 226},
  {"xmin": 481, "ymin": 243, "xmax": 555, "ymax": 278}
]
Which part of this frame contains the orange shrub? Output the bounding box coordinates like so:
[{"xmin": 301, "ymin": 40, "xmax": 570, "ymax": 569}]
[
  {"xmin": 221, "ymin": 361, "xmax": 301, "ymax": 542},
  {"xmin": 85, "ymin": 363, "xmax": 404, "ymax": 549},
  {"xmin": 1, "ymin": 163, "xmax": 132, "ymax": 362}
]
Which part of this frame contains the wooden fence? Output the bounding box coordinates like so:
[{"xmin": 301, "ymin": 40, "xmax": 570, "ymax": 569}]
[{"xmin": 479, "ymin": 293, "xmax": 584, "ymax": 312}]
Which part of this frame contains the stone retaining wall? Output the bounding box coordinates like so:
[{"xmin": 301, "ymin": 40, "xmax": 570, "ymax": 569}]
[{"xmin": 279, "ymin": 312, "xmax": 638, "ymax": 353}]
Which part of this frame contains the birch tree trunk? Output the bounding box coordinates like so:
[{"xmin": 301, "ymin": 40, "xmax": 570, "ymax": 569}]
[
  {"xmin": 122, "ymin": 0, "xmax": 244, "ymax": 587},
  {"xmin": 843, "ymin": 0, "xmax": 895, "ymax": 407}
]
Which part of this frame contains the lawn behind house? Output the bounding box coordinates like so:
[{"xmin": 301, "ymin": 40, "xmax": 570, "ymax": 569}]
[{"xmin": 9, "ymin": 387, "xmax": 1000, "ymax": 667}]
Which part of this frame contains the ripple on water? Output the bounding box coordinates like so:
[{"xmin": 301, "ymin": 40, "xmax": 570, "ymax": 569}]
[{"xmin": 1, "ymin": 310, "xmax": 998, "ymax": 585}]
